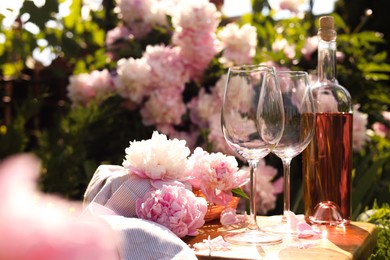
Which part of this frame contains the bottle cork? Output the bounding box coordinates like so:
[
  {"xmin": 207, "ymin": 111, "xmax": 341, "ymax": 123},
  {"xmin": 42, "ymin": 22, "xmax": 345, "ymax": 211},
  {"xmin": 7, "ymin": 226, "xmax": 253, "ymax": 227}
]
[{"xmin": 318, "ymin": 16, "xmax": 336, "ymax": 41}]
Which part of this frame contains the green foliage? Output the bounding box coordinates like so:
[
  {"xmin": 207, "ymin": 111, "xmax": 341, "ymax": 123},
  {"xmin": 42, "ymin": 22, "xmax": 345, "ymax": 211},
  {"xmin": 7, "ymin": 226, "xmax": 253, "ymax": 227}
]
[
  {"xmin": 35, "ymin": 96, "xmax": 154, "ymax": 199},
  {"xmin": 359, "ymin": 203, "xmax": 390, "ymax": 259}
]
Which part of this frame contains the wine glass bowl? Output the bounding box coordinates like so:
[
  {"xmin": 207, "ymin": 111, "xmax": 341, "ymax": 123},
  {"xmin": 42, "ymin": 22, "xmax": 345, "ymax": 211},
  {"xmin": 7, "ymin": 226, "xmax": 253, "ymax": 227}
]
[{"xmin": 221, "ymin": 64, "xmax": 285, "ymax": 245}]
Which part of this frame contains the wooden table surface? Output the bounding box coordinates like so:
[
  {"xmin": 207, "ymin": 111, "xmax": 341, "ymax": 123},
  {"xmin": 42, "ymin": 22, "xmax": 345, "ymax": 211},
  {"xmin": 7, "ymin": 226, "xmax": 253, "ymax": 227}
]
[{"xmin": 183, "ymin": 216, "xmax": 378, "ymax": 259}]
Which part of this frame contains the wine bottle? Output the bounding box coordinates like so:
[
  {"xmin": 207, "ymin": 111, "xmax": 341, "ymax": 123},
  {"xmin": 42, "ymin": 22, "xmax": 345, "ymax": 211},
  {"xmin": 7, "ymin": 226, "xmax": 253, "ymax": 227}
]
[{"xmin": 302, "ymin": 16, "xmax": 353, "ymax": 225}]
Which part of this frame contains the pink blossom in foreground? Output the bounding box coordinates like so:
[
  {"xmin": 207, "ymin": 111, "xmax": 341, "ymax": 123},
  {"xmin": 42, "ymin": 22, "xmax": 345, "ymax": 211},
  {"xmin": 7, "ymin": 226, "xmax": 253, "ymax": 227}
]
[
  {"xmin": 285, "ymin": 211, "xmax": 320, "ymax": 239},
  {"xmin": 123, "ymin": 131, "xmax": 191, "ymax": 182},
  {"xmin": 220, "ymin": 208, "xmax": 246, "ymax": 226},
  {"xmin": 192, "ymin": 235, "xmax": 230, "ymax": 252},
  {"xmin": 0, "ymin": 154, "xmax": 118, "ymax": 260},
  {"xmin": 188, "ymin": 147, "xmax": 249, "ymax": 206},
  {"xmin": 136, "ymin": 185, "xmax": 207, "ymax": 238},
  {"xmin": 352, "ymin": 104, "xmax": 369, "ymax": 151},
  {"xmin": 67, "ymin": 69, "xmax": 114, "ymax": 106}
]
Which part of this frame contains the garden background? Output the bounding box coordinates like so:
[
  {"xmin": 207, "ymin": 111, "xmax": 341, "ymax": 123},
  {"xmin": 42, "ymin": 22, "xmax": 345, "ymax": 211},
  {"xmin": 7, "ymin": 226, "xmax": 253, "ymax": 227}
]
[{"xmin": 0, "ymin": 0, "xmax": 389, "ymax": 258}]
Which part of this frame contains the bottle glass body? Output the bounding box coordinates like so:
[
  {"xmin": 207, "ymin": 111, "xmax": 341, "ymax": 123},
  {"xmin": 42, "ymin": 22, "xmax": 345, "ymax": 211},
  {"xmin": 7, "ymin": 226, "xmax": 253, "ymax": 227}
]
[{"xmin": 302, "ymin": 36, "xmax": 353, "ymax": 225}]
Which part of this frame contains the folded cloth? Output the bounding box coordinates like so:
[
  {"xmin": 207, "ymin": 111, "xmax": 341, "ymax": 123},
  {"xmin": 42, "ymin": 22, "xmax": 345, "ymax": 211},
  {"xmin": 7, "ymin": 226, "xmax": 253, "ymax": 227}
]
[
  {"xmin": 84, "ymin": 164, "xmax": 153, "ymax": 217},
  {"xmin": 101, "ymin": 215, "xmax": 197, "ymax": 260},
  {"xmin": 83, "ymin": 165, "xmax": 197, "ymax": 260}
]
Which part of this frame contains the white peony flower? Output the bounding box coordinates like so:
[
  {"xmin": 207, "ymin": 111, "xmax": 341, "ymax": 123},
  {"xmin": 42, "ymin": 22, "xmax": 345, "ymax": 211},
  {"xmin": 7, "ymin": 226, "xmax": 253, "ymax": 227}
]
[{"xmin": 123, "ymin": 131, "xmax": 191, "ymax": 181}]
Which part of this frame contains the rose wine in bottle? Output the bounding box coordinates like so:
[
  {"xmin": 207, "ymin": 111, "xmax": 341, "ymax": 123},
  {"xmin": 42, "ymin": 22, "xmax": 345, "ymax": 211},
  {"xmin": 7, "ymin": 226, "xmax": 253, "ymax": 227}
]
[{"xmin": 302, "ymin": 16, "xmax": 353, "ymax": 225}]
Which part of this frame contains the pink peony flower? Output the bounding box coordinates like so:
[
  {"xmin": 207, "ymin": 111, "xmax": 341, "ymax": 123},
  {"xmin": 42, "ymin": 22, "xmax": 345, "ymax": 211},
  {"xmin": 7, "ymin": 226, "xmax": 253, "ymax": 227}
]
[
  {"xmin": 220, "ymin": 207, "xmax": 246, "ymax": 226},
  {"xmin": 67, "ymin": 69, "xmax": 114, "ymax": 106},
  {"xmin": 136, "ymin": 185, "xmax": 207, "ymax": 238},
  {"xmin": 188, "ymin": 88, "xmax": 221, "ymax": 128},
  {"xmin": 140, "ymin": 88, "xmax": 187, "ymax": 128},
  {"xmin": 174, "ymin": 30, "xmax": 219, "ymax": 81},
  {"xmin": 172, "ymin": 0, "xmax": 220, "ymax": 33},
  {"xmin": 123, "ymin": 131, "xmax": 191, "ymax": 182},
  {"xmin": 188, "ymin": 147, "xmax": 249, "ymax": 206},
  {"xmin": 143, "ymin": 45, "xmax": 189, "ymax": 90},
  {"xmin": 115, "ymin": 57, "xmax": 151, "ymax": 105},
  {"xmin": 0, "ymin": 154, "xmax": 118, "ymax": 260}
]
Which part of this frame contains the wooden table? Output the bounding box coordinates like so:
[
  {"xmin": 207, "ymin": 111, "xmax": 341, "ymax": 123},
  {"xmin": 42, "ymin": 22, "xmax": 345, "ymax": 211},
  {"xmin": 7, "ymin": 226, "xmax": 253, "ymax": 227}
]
[{"xmin": 183, "ymin": 216, "xmax": 378, "ymax": 259}]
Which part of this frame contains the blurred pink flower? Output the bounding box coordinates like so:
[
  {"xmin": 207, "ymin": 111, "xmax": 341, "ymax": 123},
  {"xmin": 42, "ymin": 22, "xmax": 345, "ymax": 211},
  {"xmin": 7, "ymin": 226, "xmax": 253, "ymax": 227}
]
[
  {"xmin": 301, "ymin": 36, "xmax": 318, "ymax": 61},
  {"xmin": 136, "ymin": 184, "xmax": 207, "ymax": 238},
  {"xmin": 174, "ymin": 30, "xmax": 219, "ymax": 81},
  {"xmin": 106, "ymin": 24, "xmax": 132, "ymax": 47},
  {"xmin": 372, "ymin": 111, "xmax": 390, "ymax": 138},
  {"xmin": 116, "ymin": 0, "xmax": 167, "ymax": 38},
  {"xmin": 172, "ymin": 0, "xmax": 220, "ymax": 32},
  {"xmin": 172, "ymin": 0, "xmax": 220, "ymax": 81},
  {"xmin": 67, "ymin": 69, "xmax": 114, "ymax": 106},
  {"xmin": 115, "ymin": 57, "xmax": 151, "ymax": 104},
  {"xmin": 0, "ymin": 154, "xmax": 118, "ymax": 260},
  {"xmin": 352, "ymin": 104, "xmax": 369, "ymax": 151},
  {"xmin": 218, "ymin": 23, "xmax": 257, "ymax": 66},
  {"xmin": 272, "ymin": 38, "xmax": 296, "ymax": 60},
  {"xmin": 188, "ymin": 147, "xmax": 249, "ymax": 206},
  {"xmin": 144, "ymin": 45, "xmax": 189, "ymax": 90},
  {"xmin": 188, "ymin": 88, "xmax": 221, "ymax": 128}
]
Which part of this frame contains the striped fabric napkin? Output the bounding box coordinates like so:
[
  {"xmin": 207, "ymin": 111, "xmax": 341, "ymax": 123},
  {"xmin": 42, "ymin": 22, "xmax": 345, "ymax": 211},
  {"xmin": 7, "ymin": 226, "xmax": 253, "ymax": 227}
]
[{"xmin": 83, "ymin": 165, "xmax": 197, "ymax": 260}]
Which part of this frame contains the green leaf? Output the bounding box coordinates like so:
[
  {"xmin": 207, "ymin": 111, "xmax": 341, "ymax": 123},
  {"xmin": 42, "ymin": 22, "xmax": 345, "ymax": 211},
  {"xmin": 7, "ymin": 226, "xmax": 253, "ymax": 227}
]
[{"xmin": 232, "ymin": 188, "xmax": 249, "ymax": 200}]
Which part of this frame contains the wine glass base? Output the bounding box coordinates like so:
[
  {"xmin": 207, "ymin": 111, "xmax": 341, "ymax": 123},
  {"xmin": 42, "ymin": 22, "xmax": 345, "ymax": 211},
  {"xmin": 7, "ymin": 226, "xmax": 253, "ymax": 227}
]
[{"xmin": 224, "ymin": 229, "xmax": 282, "ymax": 246}]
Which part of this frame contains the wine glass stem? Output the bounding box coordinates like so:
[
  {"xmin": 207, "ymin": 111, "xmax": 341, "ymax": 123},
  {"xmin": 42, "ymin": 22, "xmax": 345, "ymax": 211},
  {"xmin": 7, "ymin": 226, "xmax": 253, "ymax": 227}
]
[
  {"xmin": 248, "ymin": 159, "xmax": 259, "ymax": 230},
  {"xmin": 282, "ymin": 158, "xmax": 292, "ymax": 223}
]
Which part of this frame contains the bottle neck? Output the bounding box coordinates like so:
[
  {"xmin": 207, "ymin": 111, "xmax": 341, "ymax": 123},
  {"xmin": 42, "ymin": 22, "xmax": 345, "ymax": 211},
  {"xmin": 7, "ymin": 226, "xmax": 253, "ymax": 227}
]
[{"xmin": 317, "ymin": 39, "xmax": 337, "ymax": 83}]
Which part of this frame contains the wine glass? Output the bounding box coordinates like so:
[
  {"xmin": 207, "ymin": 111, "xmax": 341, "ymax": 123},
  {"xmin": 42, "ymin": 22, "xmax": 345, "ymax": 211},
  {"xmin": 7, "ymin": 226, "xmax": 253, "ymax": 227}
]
[
  {"xmin": 262, "ymin": 71, "xmax": 315, "ymax": 234},
  {"xmin": 221, "ymin": 64, "xmax": 285, "ymax": 245}
]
